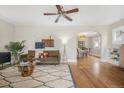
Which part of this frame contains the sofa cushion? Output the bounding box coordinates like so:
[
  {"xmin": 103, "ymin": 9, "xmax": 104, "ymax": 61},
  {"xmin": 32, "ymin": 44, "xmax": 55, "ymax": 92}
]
[
  {"xmin": 28, "ymin": 50, "xmax": 35, "ymax": 58},
  {"xmin": 20, "ymin": 54, "xmax": 28, "ymax": 61},
  {"xmin": 43, "ymin": 50, "xmax": 59, "ymax": 57}
]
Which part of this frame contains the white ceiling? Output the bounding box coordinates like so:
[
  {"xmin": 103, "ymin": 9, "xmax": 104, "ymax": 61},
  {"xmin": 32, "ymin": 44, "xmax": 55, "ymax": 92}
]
[{"xmin": 0, "ymin": 5, "xmax": 124, "ymax": 26}]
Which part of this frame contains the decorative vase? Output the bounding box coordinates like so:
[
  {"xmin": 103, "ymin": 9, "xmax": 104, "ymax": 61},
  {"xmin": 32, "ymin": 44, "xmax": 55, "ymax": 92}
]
[{"xmin": 14, "ymin": 54, "xmax": 20, "ymax": 64}]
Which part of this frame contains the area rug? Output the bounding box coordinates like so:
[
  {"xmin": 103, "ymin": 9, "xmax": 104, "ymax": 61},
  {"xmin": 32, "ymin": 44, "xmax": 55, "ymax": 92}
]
[{"xmin": 0, "ymin": 64, "xmax": 74, "ymax": 88}]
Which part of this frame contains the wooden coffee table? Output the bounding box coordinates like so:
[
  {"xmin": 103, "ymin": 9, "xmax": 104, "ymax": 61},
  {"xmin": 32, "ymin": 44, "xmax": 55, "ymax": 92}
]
[{"xmin": 17, "ymin": 62, "xmax": 35, "ymax": 77}]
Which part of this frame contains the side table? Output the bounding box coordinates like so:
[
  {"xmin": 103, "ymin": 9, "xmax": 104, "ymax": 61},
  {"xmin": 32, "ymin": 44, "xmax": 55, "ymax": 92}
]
[{"xmin": 16, "ymin": 62, "xmax": 35, "ymax": 77}]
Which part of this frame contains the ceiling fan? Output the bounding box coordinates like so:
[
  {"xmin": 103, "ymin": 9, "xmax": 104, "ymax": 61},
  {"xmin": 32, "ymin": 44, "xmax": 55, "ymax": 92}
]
[{"xmin": 43, "ymin": 5, "xmax": 79, "ymax": 23}]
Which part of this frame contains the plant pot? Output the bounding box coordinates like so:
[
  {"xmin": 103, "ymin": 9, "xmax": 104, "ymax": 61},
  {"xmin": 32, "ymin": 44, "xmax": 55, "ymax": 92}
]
[{"xmin": 14, "ymin": 55, "xmax": 21, "ymax": 64}]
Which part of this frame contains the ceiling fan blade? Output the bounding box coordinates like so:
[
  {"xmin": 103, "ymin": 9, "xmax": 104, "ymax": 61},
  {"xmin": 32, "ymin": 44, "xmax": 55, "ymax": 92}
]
[
  {"xmin": 44, "ymin": 13, "xmax": 58, "ymax": 15},
  {"xmin": 56, "ymin": 5, "xmax": 62, "ymax": 11},
  {"xmin": 55, "ymin": 15, "xmax": 61, "ymax": 23},
  {"xmin": 64, "ymin": 8, "xmax": 79, "ymax": 14},
  {"xmin": 63, "ymin": 15, "xmax": 72, "ymax": 21}
]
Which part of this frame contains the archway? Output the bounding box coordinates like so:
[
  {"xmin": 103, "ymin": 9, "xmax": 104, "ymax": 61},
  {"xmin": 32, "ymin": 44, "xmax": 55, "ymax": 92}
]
[{"xmin": 77, "ymin": 31, "xmax": 102, "ymax": 59}]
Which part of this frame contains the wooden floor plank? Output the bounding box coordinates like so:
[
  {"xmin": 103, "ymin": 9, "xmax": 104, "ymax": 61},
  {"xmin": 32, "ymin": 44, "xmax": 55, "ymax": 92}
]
[{"xmin": 69, "ymin": 56, "xmax": 124, "ymax": 88}]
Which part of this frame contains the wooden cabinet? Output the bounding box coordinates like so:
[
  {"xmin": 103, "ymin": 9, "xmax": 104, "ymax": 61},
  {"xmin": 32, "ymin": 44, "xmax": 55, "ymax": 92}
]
[{"xmin": 119, "ymin": 44, "xmax": 124, "ymax": 68}]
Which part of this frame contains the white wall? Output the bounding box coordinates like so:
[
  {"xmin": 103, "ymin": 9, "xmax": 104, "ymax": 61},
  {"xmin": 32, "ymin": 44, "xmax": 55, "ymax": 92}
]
[
  {"xmin": 100, "ymin": 29, "xmax": 111, "ymax": 59},
  {"xmin": 15, "ymin": 26, "xmax": 111, "ymax": 62},
  {"xmin": 15, "ymin": 26, "xmax": 77, "ymax": 62},
  {"xmin": 88, "ymin": 35, "xmax": 101, "ymax": 57},
  {"xmin": 0, "ymin": 17, "xmax": 122, "ymax": 63},
  {"xmin": 109, "ymin": 19, "xmax": 124, "ymax": 66},
  {"xmin": 111, "ymin": 18, "xmax": 124, "ymax": 45},
  {"xmin": 100, "ymin": 19, "xmax": 124, "ymax": 54},
  {"xmin": 110, "ymin": 18, "xmax": 124, "ymax": 47},
  {"xmin": 0, "ymin": 19, "xmax": 15, "ymax": 52}
]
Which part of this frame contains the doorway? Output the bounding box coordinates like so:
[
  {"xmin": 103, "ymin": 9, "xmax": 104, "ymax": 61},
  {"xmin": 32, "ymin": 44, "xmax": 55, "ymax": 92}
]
[{"xmin": 77, "ymin": 31, "xmax": 102, "ymax": 59}]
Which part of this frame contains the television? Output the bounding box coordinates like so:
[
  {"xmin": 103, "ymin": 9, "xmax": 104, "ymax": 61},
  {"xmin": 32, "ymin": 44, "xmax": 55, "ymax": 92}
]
[
  {"xmin": 35, "ymin": 42, "xmax": 45, "ymax": 49},
  {"xmin": 0, "ymin": 52, "xmax": 11, "ymax": 64}
]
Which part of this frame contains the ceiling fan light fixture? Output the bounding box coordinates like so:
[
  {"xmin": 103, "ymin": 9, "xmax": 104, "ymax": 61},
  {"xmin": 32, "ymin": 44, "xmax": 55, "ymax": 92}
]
[{"xmin": 43, "ymin": 5, "xmax": 79, "ymax": 23}]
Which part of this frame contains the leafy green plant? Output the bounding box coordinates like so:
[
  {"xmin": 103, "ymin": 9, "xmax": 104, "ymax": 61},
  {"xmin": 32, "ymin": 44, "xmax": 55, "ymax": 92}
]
[
  {"xmin": 5, "ymin": 40, "xmax": 26, "ymax": 63},
  {"xmin": 80, "ymin": 46, "xmax": 87, "ymax": 50}
]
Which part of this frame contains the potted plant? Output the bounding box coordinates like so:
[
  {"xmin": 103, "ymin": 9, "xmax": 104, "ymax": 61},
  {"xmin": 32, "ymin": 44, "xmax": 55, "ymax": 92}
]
[{"xmin": 5, "ymin": 40, "xmax": 26, "ymax": 64}]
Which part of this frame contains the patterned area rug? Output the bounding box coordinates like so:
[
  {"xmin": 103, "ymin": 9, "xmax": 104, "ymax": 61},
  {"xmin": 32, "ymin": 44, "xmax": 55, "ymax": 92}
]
[{"xmin": 0, "ymin": 64, "xmax": 74, "ymax": 88}]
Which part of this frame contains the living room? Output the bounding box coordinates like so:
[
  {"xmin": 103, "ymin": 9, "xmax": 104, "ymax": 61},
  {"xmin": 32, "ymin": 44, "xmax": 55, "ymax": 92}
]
[{"xmin": 0, "ymin": 5, "xmax": 124, "ymax": 89}]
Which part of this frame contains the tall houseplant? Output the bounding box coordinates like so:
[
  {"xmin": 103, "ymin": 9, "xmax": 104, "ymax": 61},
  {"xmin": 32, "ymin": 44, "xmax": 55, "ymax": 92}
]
[{"xmin": 5, "ymin": 40, "xmax": 26, "ymax": 64}]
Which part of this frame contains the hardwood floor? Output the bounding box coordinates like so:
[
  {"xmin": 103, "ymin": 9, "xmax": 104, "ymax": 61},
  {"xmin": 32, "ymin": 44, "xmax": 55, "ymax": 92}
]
[{"xmin": 69, "ymin": 56, "xmax": 124, "ymax": 88}]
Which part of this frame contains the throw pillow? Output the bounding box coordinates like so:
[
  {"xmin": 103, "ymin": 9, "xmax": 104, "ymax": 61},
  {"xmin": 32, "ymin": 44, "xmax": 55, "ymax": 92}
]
[{"xmin": 43, "ymin": 52, "xmax": 49, "ymax": 58}]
